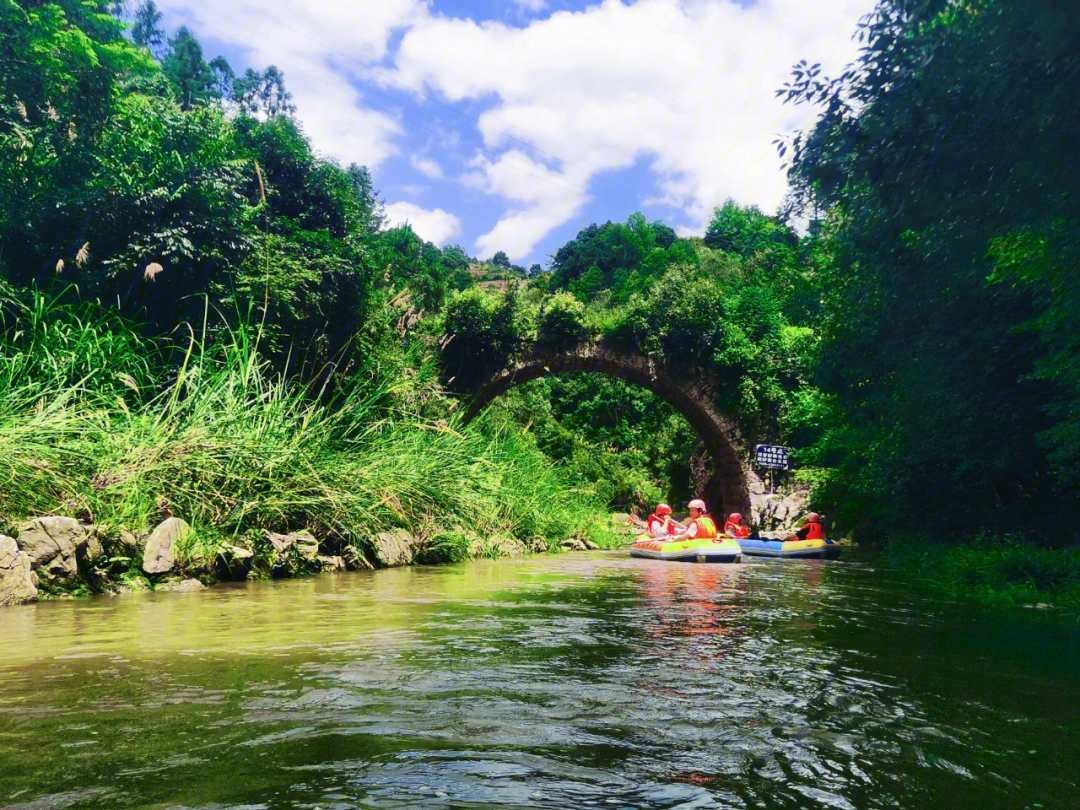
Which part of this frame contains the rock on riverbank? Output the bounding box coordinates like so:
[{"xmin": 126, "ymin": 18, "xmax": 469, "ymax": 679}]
[
  {"xmin": 0, "ymin": 534, "xmax": 38, "ymax": 606},
  {"xmin": 0, "ymin": 513, "xmax": 613, "ymax": 607}
]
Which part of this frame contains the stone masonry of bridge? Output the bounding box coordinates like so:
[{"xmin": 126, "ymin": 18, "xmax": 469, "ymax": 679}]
[{"xmin": 459, "ymin": 343, "xmax": 752, "ymax": 518}]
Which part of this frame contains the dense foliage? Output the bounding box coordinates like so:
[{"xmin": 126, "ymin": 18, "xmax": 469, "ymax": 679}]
[
  {"xmin": 437, "ymin": 210, "xmax": 821, "ymax": 511},
  {"xmin": 7, "ymin": 0, "xmax": 1078, "ymax": 589},
  {"xmin": 781, "ymin": 0, "xmax": 1080, "ymax": 540},
  {"xmin": 0, "ymin": 0, "xmax": 614, "ymax": 574},
  {"xmin": 0, "ymin": 283, "xmax": 612, "ymax": 579},
  {"xmin": 0, "ymin": 0, "xmax": 484, "ymax": 378}
]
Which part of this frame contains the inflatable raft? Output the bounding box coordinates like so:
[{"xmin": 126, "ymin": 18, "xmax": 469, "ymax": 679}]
[
  {"xmin": 736, "ymin": 537, "xmax": 841, "ymax": 560},
  {"xmin": 630, "ymin": 535, "xmax": 742, "ymax": 564}
]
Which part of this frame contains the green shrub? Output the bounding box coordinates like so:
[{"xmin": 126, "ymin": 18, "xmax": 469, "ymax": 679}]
[{"xmin": 538, "ymin": 291, "xmax": 590, "ymax": 348}]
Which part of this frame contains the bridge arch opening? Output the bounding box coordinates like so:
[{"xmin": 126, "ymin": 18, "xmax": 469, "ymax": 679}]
[{"xmin": 460, "ymin": 348, "xmax": 750, "ymax": 518}]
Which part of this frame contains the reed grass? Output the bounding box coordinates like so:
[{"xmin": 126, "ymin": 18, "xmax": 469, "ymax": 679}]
[{"xmin": 0, "ymin": 285, "xmax": 614, "ymax": 580}]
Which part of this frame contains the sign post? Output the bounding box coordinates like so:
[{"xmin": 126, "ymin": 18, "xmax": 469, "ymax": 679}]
[{"xmin": 754, "ymin": 445, "xmax": 791, "ymax": 494}]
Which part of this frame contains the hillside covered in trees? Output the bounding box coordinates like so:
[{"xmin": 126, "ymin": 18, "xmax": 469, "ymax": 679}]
[{"xmin": 3, "ymin": 0, "xmax": 1080, "ymax": 604}]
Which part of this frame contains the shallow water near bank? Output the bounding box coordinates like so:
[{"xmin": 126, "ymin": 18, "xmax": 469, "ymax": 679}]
[{"xmin": 1, "ymin": 551, "xmax": 1078, "ymax": 809}]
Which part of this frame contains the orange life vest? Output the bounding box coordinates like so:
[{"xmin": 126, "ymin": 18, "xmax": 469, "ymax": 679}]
[
  {"xmin": 803, "ymin": 521, "xmax": 824, "ymax": 540},
  {"xmin": 690, "ymin": 515, "xmax": 719, "ymax": 540},
  {"xmin": 724, "ymin": 520, "xmax": 749, "ymax": 538},
  {"xmin": 648, "ymin": 514, "xmax": 674, "ymax": 535}
]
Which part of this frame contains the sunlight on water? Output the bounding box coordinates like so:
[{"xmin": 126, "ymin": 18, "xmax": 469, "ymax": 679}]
[{"xmin": 1, "ymin": 553, "xmax": 1078, "ymax": 809}]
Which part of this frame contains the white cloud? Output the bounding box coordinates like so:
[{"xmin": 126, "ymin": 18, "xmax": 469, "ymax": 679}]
[
  {"xmin": 159, "ymin": 0, "xmax": 424, "ymax": 167},
  {"xmin": 383, "ymin": 202, "xmax": 462, "ymax": 246},
  {"xmin": 158, "ymin": 0, "xmax": 876, "ymax": 257},
  {"xmin": 410, "ymin": 156, "xmax": 445, "ymax": 179},
  {"xmin": 466, "ymin": 150, "xmax": 590, "ymax": 258},
  {"xmin": 387, "ymin": 0, "xmax": 873, "ymax": 249}
]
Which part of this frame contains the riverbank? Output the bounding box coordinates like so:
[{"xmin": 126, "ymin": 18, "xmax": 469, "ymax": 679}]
[
  {"xmin": 0, "ymin": 288, "xmax": 621, "ymax": 608},
  {"xmin": 878, "ymin": 533, "xmax": 1080, "ymax": 617},
  {"xmin": 0, "ymin": 512, "xmax": 625, "ymax": 606}
]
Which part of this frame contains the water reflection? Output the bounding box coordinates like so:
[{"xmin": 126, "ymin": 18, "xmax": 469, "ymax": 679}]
[{"xmin": 0, "ymin": 553, "xmax": 1078, "ymax": 809}]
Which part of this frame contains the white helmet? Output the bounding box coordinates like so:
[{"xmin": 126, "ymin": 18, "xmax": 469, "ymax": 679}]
[{"xmin": 688, "ymin": 499, "xmax": 707, "ymax": 512}]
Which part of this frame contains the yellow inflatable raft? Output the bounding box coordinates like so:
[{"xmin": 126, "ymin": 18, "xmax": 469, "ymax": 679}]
[{"xmin": 630, "ymin": 535, "xmax": 742, "ymax": 564}]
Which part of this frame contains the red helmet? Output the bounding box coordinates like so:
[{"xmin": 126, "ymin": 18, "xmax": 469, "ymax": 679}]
[
  {"xmin": 728, "ymin": 513, "xmax": 743, "ymax": 523},
  {"xmin": 656, "ymin": 503, "xmax": 672, "ymax": 515},
  {"xmin": 805, "ymin": 512, "xmax": 821, "ymax": 523}
]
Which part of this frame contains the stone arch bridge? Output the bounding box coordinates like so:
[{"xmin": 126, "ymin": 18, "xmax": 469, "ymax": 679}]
[{"xmin": 456, "ymin": 343, "xmax": 751, "ymax": 517}]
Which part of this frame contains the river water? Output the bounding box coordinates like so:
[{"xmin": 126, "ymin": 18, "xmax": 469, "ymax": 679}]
[{"xmin": 1, "ymin": 552, "xmax": 1077, "ymax": 809}]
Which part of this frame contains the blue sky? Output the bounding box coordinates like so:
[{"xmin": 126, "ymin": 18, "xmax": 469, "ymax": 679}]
[{"xmin": 156, "ymin": 0, "xmax": 875, "ymax": 267}]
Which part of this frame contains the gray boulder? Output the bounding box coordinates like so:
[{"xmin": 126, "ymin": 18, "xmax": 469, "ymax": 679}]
[
  {"xmin": 295, "ymin": 531, "xmax": 320, "ymax": 561},
  {"xmin": 116, "ymin": 577, "xmax": 151, "ymax": 594},
  {"xmin": 16, "ymin": 516, "xmax": 86, "ymax": 584},
  {"xmin": 266, "ymin": 530, "xmax": 319, "ymax": 565},
  {"xmin": 142, "ymin": 517, "xmax": 191, "ymax": 575},
  {"xmin": 0, "ymin": 535, "xmax": 38, "ymax": 606},
  {"xmin": 267, "ymin": 530, "xmax": 297, "ymax": 554},
  {"xmin": 372, "ymin": 530, "xmax": 416, "ymax": 567},
  {"xmin": 319, "ymin": 555, "xmax": 346, "ymax": 572},
  {"xmin": 222, "ymin": 543, "xmax": 254, "ymax": 561},
  {"xmin": 156, "ymin": 578, "xmax": 205, "ymax": 593},
  {"xmin": 118, "ymin": 529, "xmax": 144, "ymax": 552},
  {"xmin": 76, "ymin": 526, "xmax": 105, "ymax": 571},
  {"xmin": 341, "ymin": 545, "xmax": 374, "ymax": 571},
  {"xmin": 470, "ymin": 534, "xmax": 526, "ymax": 558},
  {"xmin": 83, "ymin": 527, "xmax": 105, "ymax": 562}
]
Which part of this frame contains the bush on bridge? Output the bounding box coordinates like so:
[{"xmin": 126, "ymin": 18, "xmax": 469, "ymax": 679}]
[
  {"xmin": 438, "ymin": 285, "xmax": 534, "ymax": 389},
  {"xmin": 537, "ymin": 292, "xmax": 591, "ymax": 350}
]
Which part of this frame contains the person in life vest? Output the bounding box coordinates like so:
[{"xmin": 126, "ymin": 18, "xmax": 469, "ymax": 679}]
[
  {"xmin": 724, "ymin": 512, "xmax": 750, "ymax": 538},
  {"xmin": 647, "ymin": 503, "xmax": 678, "ymax": 538},
  {"xmin": 676, "ymin": 499, "xmax": 720, "ymax": 540},
  {"xmin": 785, "ymin": 512, "xmax": 824, "ymax": 542}
]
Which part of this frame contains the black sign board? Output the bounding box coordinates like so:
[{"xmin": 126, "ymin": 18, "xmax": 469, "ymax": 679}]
[{"xmin": 755, "ymin": 444, "xmax": 790, "ymax": 470}]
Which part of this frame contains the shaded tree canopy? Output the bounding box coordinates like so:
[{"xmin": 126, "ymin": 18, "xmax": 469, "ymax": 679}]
[{"xmin": 779, "ymin": 0, "xmax": 1080, "ymax": 536}]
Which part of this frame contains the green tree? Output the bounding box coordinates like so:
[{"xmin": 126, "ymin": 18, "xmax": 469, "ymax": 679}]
[
  {"xmin": 704, "ymin": 199, "xmax": 795, "ymax": 257},
  {"xmin": 440, "ymin": 286, "xmax": 529, "ymax": 388},
  {"xmin": 781, "ymin": 0, "xmax": 1080, "ymax": 536},
  {"xmin": 538, "ymin": 291, "xmax": 589, "ymax": 349},
  {"xmin": 161, "ymin": 26, "xmax": 215, "ymax": 109},
  {"xmin": 130, "ymin": 0, "xmax": 164, "ymax": 56},
  {"xmin": 208, "ymin": 55, "xmax": 234, "ymax": 100},
  {"xmin": 235, "ymin": 65, "xmax": 295, "ymax": 119}
]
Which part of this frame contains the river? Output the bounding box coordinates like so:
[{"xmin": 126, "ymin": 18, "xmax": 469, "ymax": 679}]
[{"xmin": 1, "ymin": 551, "xmax": 1077, "ymax": 809}]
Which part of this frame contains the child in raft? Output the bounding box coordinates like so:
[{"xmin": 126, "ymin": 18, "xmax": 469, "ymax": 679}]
[
  {"xmin": 784, "ymin": 512, "xmax": 825, "ymax": 542},
  {"xmin": 723, "ymin": 512, "xmax": 750, "ymax": 538},
  {"xmin": 646, "ymin": 503, "xmax": 682, "ymax": 538},
  {"xmin": 672, "ymin": 499, "xmax": 719, "ymax": 539}
]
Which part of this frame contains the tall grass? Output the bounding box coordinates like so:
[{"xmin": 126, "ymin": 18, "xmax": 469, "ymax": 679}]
[
  {"xmin": 0, "ymin": 285, "xmax": 611, "ymax": 577},
  {"xmin": 880, "ymin": 533, "xmax": 1080, "ymax": 617}
]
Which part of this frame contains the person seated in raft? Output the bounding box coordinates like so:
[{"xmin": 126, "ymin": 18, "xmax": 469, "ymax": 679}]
[
  {"xmin": 673, "ymin": 499, "xmax": 720, "ymax": 540},
  {"xmin": 784, "ymin": 512, "xmax": 825, "ymax": 542},
  {"xmin": 647, "ymin": 503, "xmax": 679, "ymax": 538},
  {"xmin": 723, "ymin": 512, "xmax": 750, "ymax": 538}
]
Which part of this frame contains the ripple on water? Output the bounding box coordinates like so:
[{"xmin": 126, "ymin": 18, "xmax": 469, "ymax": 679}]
[{"xmin": 0, "ymin": 553, "xmax": 1078, "ymax": 809}]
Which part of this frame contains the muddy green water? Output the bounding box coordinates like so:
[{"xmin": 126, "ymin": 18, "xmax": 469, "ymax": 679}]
[{"xmin": 1, "ymin": 552, "xmax": 1078, "ymax": 809}]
